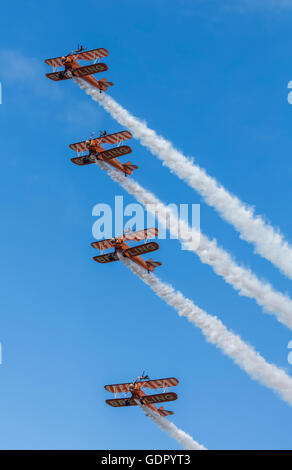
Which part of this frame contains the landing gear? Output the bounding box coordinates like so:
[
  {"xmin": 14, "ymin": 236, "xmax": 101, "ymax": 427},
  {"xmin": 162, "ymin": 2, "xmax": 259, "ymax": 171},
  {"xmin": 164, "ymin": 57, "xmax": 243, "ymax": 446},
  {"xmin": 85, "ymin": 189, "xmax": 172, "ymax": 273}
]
[
  {"xmin": 89, "ymin": 154, "xmax": 98, "ymax": 163},
  {"xmin": 58, "ymin": 69, "xmax": 73, "ymax": 80}
]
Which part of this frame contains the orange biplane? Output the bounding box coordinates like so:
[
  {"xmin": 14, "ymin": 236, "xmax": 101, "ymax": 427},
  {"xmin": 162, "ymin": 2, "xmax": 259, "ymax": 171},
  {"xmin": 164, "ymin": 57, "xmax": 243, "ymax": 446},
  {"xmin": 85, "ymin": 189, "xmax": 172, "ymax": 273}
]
[
  {"xmin": 105, "ymin": 373, "xmax": 179, "ymax": 417},
  {"xmin": 91, "ymin": 228, "xmax": 162, "ymax": 272},
  {"xmin": 45, "ymin": 46, "xmax": 113, "ymax": 92},
  {"xmin": 69, "ymin": 130, "xmax": 138, "ymax": 176}
]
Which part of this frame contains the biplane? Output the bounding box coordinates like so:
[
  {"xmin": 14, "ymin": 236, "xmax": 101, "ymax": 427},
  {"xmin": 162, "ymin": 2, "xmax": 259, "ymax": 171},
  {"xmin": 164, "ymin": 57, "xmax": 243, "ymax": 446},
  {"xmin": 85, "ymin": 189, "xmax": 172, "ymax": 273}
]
[
  {"xmin": 69, "ymin": 129, "xmax": 138, "ymax": 176},
  {"xmin": 91, "ymin": 228, "xmax": 162, "ymax": 273},
  {"xmin": 44, "ymin": 46, "xmax": 113, "ymax": 92},
  {"xmin": 105, "ymin": 373, "xmax": 179, "ymax": 417}
]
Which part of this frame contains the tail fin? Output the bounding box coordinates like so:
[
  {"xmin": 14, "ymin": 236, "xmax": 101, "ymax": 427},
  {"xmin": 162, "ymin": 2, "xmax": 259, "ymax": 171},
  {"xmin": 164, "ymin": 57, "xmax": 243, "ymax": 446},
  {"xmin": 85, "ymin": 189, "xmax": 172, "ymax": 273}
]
[
  {"xmin": 146, "ymin": 258, "xmax": 162, "ymax": 272},
  {"xmin": 123, "ymin": 162, "xmax": 139, "ymax": 175}
]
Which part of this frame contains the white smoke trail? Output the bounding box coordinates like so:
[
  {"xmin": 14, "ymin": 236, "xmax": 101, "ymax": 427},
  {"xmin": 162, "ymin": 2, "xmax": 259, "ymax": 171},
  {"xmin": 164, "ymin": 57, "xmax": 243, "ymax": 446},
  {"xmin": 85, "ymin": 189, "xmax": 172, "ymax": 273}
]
[
  {"xmin": 121, "ymin": 256, "xmax": 292, "ymax": 407},
  {"xmin": 96, "ymin": 160, "xmax": 292, "ymax": 330},
  {"xmin": 75, "ymin": 78, "xmax": 292, "ymax": 280},
  {"xmin": 135, "ymin": 400, "xmax": 206, "ymax": 450}
]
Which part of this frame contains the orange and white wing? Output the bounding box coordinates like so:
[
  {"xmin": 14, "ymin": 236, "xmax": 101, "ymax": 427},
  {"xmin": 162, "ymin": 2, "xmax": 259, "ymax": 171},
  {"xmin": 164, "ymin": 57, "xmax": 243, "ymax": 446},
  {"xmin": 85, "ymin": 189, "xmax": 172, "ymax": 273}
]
[
  {"xmin": 69, "ymin": 131, "xmax": 133, "ymax": 153},
  {"xmin": 123, "ymin": 228, "xmax": 159, "ymax": 242},
  {"xmin": 91, "ymin": 239, "xmax": 115, "ymax": 250},
  {"xmin": 104, "ymin": 383, "xmax": 133, "ymax": 393},
  {"xmin": 69, "ymin": 140, "xmax": 88, "ymax": 153},
  {"xmin": 74, "ymin": 47, "xmax": 109, "ymax": 62},
  {"xmin": 45, "ymin": 56, "xmax": 66, "ymax": 68},
  {"xmin": 142, "ymin": 377, "xmax": 179, "ymax": 390},
  {"xmin": 45, "ymin": 48, "xmax": 109, "ymax": 68},
  {"xmin": 95, "ymin": 131, "xmax": 133, "ymax": 146}
]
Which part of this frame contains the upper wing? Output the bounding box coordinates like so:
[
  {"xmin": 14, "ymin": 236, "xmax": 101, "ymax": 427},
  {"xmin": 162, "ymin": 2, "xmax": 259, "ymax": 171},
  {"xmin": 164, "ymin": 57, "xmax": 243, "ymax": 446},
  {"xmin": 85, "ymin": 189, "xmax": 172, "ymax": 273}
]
[
  {"xmin": 95, "ymin": 131, "xmax": 133, "ymax": 146},
  {"xmin": 123, "ymin": 228, "xmax": 159, "ymax": 243},
  {"xmin": 73, "ymin": 47, "xmax": 109, "ymax": 62},
  {"xmin": 69, "ymin": 140, "xmax": 89, "ymax": 153},
  {"xmin": 123, "ymin": 242, "xmax": 159, "ymax": 258},
  {"xmin": 142, "ymin": 378, "xmax": 179, "ymax": 390},
  {"xmin": 91, "ymin": 239, "xmax": 115, "ymax": 250},
  {"xmin": 106, "ymin": 397, "xmax": 137, "ymax": 407},
  {"xmin": 105, "ymin": 383, "xmax": 133, "ymax": 393},
  {"xmin": 91, "ymin": 230, "xmax": 158, "ymax": 253},
  {"xmin": 45, "ymin": 48, "xmax": 109, "ymax": 67},
  {"xmin": 69, "ymin": 131, "xmax": 133, "ymax": 153},
  {"xmin": 104, "ymin": 378, "xmax": 179, "ymax": 394},
  {"xmin": 45, "ymin": 56, "xmax": 67, "ymax": 68}
]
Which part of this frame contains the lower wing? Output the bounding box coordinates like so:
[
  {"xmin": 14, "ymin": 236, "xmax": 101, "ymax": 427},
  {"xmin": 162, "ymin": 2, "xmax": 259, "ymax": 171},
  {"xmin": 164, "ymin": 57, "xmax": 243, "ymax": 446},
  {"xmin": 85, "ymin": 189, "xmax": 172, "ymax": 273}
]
[{"xmin": 93, "ymin": 253, "xmax": 119, "ymax": 264}]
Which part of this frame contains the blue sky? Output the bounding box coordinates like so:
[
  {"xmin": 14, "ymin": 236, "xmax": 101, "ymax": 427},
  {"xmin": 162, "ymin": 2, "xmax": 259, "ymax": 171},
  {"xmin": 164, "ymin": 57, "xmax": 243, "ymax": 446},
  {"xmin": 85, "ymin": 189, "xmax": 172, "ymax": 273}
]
[{"xmin": 1, "ymin": 0, "xmax": 292, "ymax": 450}]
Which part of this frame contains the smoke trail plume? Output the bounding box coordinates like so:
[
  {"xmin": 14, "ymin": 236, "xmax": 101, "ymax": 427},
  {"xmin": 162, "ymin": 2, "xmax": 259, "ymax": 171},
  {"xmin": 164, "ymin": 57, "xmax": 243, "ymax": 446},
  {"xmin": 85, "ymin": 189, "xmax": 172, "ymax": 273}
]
[
  {"xmin": 135, "ymin": 400, "xmax": 206, "ymax": 450},
  {"xmin": 95, "ymin": 161, "xmax": 292, "ymax": 330},
  {"xmin": 75, "ymin": 78, "xmax": 292, "ymax": 280},
  {"xmin": 120, "ymin": 256, "xmax": 292, "ymax": 407}
]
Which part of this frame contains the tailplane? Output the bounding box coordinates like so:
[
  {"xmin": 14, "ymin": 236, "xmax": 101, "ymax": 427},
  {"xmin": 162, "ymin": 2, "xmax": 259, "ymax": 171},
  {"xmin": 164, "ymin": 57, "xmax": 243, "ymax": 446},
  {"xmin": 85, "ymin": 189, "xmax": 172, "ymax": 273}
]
[
  {"xmin": 123, "ymin": 162, "xmax": 139, "ymax": 175},
  {"xmin": 158, "ymin": 406, "xmax": 174, "ymax": 417},
  {"xmin": 146, "ymin": 258, "xmax": 162, "ymax": 272},
  {"xmin": 98, "ymin": 77, "xmax": 114, "ymax": 91}
]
